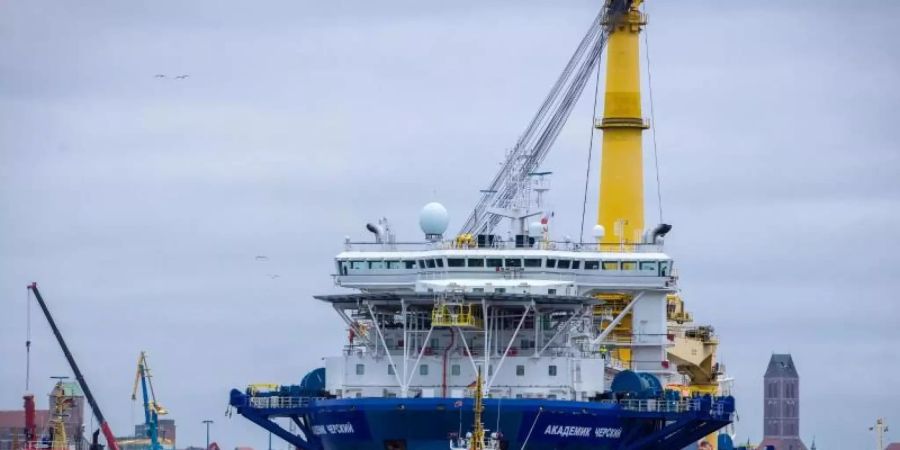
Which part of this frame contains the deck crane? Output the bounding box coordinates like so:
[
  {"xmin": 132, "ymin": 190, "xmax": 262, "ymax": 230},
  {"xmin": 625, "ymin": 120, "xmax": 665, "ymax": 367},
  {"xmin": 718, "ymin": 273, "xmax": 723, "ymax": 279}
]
[
  {"xmin": 27, "ymin": 283, "xmax": 120, "ymax": 450},
  {"xmin": 458, "ymin": 0, "xmax": 634, "ymax": 236},
  {"xmin": 460, "ymin": 2, "xmax": 728, "ymax": 446},
  {"xmin": 132, "ymin": 351, "xmax": 168, "ymax": 450}
]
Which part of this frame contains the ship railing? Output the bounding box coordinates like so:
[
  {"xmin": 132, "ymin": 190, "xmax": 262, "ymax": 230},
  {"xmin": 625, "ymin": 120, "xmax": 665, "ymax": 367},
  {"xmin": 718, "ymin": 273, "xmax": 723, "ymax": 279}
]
[
  {"xmin": 247, "ymin": 396, "xmax": 317, "ymax": 409},
  {"xmin": 602, "ymin": 397, "xmax": 734, "ymax": 418},
  {"xmin": 342, "ymin": 241, "xmax": 663, "ymax": 253}
]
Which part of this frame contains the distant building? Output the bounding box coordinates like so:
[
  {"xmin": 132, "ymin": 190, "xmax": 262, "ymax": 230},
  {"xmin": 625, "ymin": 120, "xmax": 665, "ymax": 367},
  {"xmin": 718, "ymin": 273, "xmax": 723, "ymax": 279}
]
[
  {"xmin": 0, "ymin": 382, "xmax": 86, "ymax": 450},
  {"xmin": 756, "ymin": 354, "xmax": 808, "ymax": 450},
  {"xmin": 0, "ymin": 409, "xmax": 50, "ymax": 450},
  {"xmin": 118, "ymin": 418, "xmax": 177, "ymax": 450},
  {"xmin": 180, "ymin": 446, "xmax": 206, "ymax": 450},
  {"xmin": 135, "ymin": 419, "xmax": 177, "ymax": 444}
]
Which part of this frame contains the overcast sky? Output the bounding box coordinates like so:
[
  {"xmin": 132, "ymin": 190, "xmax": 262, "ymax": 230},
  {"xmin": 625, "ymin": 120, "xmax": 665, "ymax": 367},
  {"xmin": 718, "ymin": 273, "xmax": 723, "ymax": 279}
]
[{"xmin": 2, "ymin": 1, "xmax": 899, "ymax": 449}]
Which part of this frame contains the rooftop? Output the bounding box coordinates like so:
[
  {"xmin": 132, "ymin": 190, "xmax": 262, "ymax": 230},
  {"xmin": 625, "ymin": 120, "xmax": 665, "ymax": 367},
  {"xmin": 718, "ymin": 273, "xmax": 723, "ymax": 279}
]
[{"xmin": 764, "ymin": 353, "xmax": 799, "ymax": 378}]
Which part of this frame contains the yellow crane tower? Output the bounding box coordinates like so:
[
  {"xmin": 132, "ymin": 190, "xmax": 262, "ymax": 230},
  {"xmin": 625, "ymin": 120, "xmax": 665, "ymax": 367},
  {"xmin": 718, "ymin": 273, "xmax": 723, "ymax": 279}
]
[
  {"xmin": 597, "ymin": 0, "xmax": 647, "ymax": 246},
  {"xmin": 594, "ymin": 0, "xmax": 722, "ymax": 409}
]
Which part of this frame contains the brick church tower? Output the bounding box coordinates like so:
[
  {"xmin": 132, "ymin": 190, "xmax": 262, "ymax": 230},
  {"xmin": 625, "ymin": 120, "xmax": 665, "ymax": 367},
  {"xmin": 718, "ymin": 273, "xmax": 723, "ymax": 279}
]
[{"xmin": 757, "ymin": 354, "xmax": 808, "ymax": 450}]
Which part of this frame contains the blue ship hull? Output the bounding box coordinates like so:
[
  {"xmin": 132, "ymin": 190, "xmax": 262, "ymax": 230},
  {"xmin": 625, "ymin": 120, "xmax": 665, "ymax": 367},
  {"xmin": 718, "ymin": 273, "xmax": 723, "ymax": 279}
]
[
  {"xmin": 310, "ymin": 398, "xmax": 623, "ymax": 450},
  {"xmin": 230, "ymin": 392, "xmax": 734, "ymax": 450}
]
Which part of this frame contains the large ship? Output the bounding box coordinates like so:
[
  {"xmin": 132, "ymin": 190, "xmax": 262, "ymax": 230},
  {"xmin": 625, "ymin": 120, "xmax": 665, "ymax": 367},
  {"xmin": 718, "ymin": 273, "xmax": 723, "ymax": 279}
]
[{"xmin": 229, "ymin": 1, "xmax": 735, "ymax": 449}]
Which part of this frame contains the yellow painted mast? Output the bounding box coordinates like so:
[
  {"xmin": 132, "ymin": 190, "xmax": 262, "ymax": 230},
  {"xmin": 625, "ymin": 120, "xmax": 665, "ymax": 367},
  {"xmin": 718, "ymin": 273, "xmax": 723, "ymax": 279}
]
[
  {"xmin": 50, "ymin": 382, "xmax": 72, "ymax": 450},
  {"xmin": 469, "ymin": 368, "xmax": 485, "ymax": 450},
  {"xmin": 597, "ymin": 0, "xmax": 647, "ymax": 245},
  {"xmin": 594, "ymin": 0, "xmax": 648, "ymax": 368},
  {"xmin": 594, "ymin": 6, "xmax": 722, "ymax": 448}
]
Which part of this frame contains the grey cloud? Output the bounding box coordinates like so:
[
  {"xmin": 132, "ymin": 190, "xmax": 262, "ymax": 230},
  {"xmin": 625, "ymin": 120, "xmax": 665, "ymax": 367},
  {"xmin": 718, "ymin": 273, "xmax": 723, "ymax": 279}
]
[{"xmin": 3, "ymin": 1, "xmax": 899, "ymax": 449}]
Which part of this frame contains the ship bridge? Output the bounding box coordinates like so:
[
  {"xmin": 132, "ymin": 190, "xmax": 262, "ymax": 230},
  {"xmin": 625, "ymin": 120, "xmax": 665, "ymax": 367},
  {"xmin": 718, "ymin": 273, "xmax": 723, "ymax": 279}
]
[{"xmin": 333, "ymin": 241, "xmax": 675, "ymax": 296}]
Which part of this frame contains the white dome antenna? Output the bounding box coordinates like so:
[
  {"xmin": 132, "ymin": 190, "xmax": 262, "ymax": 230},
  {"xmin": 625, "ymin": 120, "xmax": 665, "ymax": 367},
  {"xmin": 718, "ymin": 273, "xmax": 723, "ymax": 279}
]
[
  {"xmin": 591, "ymin": 225, "xmax": 605, "ymax": 241},
  {"xmin": 419, "ymin": 202, "xmax": 449, "ymax": 241}
]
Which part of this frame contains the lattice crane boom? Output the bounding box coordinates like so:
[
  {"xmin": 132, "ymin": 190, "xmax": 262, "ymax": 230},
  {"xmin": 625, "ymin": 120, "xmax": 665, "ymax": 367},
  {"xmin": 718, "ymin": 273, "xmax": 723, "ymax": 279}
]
[{"xmin": 459, "ymin": 0, "xmax": 633, "ymax": 236}]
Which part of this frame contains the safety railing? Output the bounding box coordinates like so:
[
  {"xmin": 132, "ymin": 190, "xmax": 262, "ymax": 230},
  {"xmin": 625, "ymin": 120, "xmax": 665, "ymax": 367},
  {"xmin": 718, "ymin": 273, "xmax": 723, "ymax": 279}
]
[
  {"xmin": 342, "ymin": 241, "xmax": 663, "ymax": 253},
  {"xmin": 600, "ymin": 397, "xmax": 735, "ymax": 419},
  {"xmin": 247, "ymin": 396, "xmax": 315, "ymax": 409},
  {"xmin": 432, "ymin": 303, "xmax": 483, "ymax": 328}
]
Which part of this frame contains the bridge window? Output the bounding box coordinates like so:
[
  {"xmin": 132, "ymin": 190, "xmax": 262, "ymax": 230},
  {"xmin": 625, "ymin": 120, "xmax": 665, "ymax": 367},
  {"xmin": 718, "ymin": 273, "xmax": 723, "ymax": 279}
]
[
  {"xmin": 516, "ymin": 365, "xmax": 525, "ymax": 376},
  {"xmin": 557, "ymin": 259, "xmax": 571, "ymax": 269},
  {"xmin": 350, "ymin": 260, "xmax": 366, "ymax": 270},
  {"xmin": 435, "ymin": 259, "xmax": 444, "ymax": 268},
  {"xmin": 660, "ymin": 261, "xmax": 671, "ymax": 276},
  {"xmin": 419, "ymin": 364, "xmax": 429, "ymax": 376},
  {"xmin": 356, "ymin": 364, "xmax": 365, "ymax": 375},
  {"xmin": 602, "ymin": 261, "xmax": 619, "ymax": 271},
  {"xmin": 548, "ymin": 289, "xmax": 557, "ymax": 295},
  {"xmin": 571, "ymin": 260, "xmax": 581, "ymax": 269},
  {"xmin": 451, "ymin": 364, "xmax": 461, "ymax": 376},
  {"xmin": 388, "ymin": 365, "xmax": 395, "ymax": 375},
  {"xmin": 495, "ymin": 288, "xmax": 506, "ymax": 294},
  {"xmin": 584, "ymin": 260, "xmax": 600, "ymax": 270},
  {"xmin": 639, "ymin": 261, "xmax": 657, "ymax": 272},
  {"xmin": 621, "ymin": 261, "xmax": 637, "ymax": 271},
  {"xmin": 386, "ymin": 260, "xmax": 402, "ymax": 269},
  {"xmin": 447, "ymin": 258, "xmax": 465, "ymax": 267},
  {"xmin": 524, "ymin": 258, "xmax": 541, "ymax": 268},
  {"xmin": 467, "ymin": 258, "xmax": 485, "ymax": 267},
  {"xmin": 405, "ymin": 260, "xmax": 417, "ymax": 269},
  {"xmin": 486, "ymin": 258, "xmax": 503, "ymax": 268},
  {"xmin": 505, "ymin": 258, "xmax": 522, "ymax": 268},
  {"xmin": 546, "ymin": 259, "xmax": 557, "ymax": 268},
  {"xmin": 369, "ymin": 260, "xmax": 385, "ymax": 269},
  {"xmin": 418, "ymin": 260, "xmax": 426, "ymax": 269},
  {"xmin": 548, "ymin": 365, "xmax": 558, "ymax": 376},
  {"xmin": 427, "ymin": 259, "xmax": 436, "ymax": 268}
]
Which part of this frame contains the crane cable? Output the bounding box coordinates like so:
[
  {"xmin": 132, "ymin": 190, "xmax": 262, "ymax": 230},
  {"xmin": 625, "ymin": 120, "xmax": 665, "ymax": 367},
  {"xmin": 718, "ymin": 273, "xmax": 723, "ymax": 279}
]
[
  {"xmin": 642, "ymin": 1, "xmax": 665, "ymax": 223},
  {"xmin": 578, "ymin": 59, "xmax": 603, "ymax": 244},
  {"xmin": 25, "ymin": 286, "xmax": 32, "ymax": 392}
]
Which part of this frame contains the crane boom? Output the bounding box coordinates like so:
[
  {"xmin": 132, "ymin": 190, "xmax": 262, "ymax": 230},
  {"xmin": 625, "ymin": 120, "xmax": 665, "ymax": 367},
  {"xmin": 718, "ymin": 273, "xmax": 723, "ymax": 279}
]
[
  {"xmin": 27, "ymin": 283, "xmax": 120, "ymax": 450},
  {"xmin": 133, "ymin": 351, "xmax": 167, "ymax": 450},
  {"xmin": 459, "ymin": 0, "xmax": 633, "ymax": 236}
]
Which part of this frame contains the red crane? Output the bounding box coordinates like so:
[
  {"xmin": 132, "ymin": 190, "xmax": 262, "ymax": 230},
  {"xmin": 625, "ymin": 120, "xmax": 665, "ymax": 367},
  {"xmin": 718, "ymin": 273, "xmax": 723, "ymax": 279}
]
[{"xmin": 28, "ymin": 283, "xmax": 120, "ymax": 450}]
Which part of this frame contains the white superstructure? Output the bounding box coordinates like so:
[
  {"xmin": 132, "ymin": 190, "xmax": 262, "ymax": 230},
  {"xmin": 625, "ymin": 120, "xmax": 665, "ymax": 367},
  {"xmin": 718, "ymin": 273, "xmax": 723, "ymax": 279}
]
[{"xmin": 317, "ymin": 208, "xmax": 677, "ymax": 401}]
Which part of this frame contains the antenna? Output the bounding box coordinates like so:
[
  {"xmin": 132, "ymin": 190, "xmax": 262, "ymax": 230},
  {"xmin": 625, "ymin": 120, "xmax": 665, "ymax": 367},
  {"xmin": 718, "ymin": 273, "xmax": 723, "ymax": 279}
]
[{"xmin": 870, "ymin": 418, "xmax": 889, "ymax": 450}]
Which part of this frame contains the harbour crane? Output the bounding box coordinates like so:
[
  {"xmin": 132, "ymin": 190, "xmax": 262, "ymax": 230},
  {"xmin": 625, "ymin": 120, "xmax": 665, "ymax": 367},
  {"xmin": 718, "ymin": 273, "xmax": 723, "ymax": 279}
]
[
  {"xmin": 27, "ymin": 283, "xmax": 120, "ymax": 450},
  {"xmin": 132, "ymin": 351, "xmax": 168, "ymax": 450}
]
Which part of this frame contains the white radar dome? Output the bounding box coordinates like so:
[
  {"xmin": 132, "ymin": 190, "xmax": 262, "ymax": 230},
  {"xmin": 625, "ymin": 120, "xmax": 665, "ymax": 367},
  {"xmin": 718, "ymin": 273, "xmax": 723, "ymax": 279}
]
[
  {"xmin": 419, "ymin": 202, "xmax": 449, "ymax": 238},
  {"xmin": 591, "ymin": 224, "xmax": 605, "ymax": 239}
]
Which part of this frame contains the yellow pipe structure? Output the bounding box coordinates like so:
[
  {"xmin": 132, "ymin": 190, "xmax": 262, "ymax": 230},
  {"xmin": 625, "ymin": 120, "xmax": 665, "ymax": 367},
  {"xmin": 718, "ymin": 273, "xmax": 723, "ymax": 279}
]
[{"xmin": 597, "ymin": 0, "xmax": 647, "ymax": 245}]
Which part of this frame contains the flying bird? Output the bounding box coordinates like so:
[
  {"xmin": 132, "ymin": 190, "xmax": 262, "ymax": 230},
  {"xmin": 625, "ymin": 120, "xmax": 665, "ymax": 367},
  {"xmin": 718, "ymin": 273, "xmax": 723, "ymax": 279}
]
[
  {"xmin": 154, "ymin": 74, "xmax": 166, "ymax": 78},
  {"xmin": 255, "ymin": 255, "xmax": 269, "ymax": 261},
  {"xmin": 267, "ymin": 274, "xmax": 280, "ymax": 279},
  {"xmin": 175, "ymin": 74, "xmax": 189, "ymax": 80}
]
